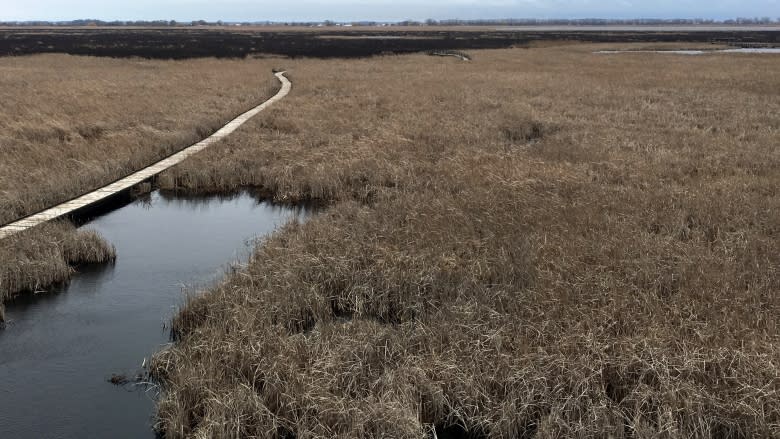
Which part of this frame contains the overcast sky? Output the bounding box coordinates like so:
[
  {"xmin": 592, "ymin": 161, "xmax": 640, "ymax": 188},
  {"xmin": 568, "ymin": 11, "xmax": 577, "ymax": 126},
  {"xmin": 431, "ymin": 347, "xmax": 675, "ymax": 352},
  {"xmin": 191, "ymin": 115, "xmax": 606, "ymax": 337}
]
[{"xmin": 2, "ymin": 0, "xmax": 779, "ymax": 22}]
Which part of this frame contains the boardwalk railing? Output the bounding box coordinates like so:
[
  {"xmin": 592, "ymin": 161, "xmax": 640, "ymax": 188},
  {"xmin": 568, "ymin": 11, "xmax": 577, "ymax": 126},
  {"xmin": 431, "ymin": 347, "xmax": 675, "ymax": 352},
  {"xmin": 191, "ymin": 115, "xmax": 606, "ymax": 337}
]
[{"xmin": 0, "ymin": 71, "xmax": 291, "ymax": 241}]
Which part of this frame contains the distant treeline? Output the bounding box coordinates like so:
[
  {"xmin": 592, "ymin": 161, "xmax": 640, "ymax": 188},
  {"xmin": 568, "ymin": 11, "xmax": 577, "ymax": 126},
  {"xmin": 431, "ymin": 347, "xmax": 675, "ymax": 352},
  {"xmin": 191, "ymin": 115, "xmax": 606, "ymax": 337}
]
[{"xmin": 1, "ymin": 17, "xmax": 779, "ymax": 27}]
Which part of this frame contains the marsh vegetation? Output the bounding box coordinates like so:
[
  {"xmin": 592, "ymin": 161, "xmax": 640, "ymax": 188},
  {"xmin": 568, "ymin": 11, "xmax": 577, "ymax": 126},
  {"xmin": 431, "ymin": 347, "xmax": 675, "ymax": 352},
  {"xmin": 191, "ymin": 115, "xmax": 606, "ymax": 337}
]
[
  {"xmin": 0, "ymin": 222, "xmax": 115, "ymax": 302},
  {"xmin": 151, "ymin": 46, "xmax": 780, "ymax": 437},
  {"xmin": 0, "ymin": 42, "xmax": 777, "ymax": 438},
  {"xmin": 0, "ymin": 55, "xmax": 282, "ymax": 299},
  {"xmin": 0, "ymin": 54, "xmax": 280, "ymax": 226}
]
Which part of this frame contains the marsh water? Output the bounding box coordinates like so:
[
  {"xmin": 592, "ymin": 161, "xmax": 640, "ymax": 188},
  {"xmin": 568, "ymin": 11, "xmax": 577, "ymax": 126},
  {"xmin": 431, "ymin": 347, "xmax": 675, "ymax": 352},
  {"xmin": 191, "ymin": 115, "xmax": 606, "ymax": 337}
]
[
  {"xmin": 595, "ymin": 48, "xmax": 780, "ymax": 54},
  {"xmin": 0, "ymin": 191, "xmax": 311, "ymax": 438}
]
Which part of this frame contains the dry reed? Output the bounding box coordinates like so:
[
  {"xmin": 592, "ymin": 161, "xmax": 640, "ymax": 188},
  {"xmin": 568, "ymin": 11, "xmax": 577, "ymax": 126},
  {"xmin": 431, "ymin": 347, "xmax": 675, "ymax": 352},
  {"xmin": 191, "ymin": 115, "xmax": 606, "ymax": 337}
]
[
  {"xmin": 0, "ymin": 222, "xmax": 115, "ymax": 302},
  {"xmin": 0, "ymin": 53, "xmax": 281, "ymax": 301},
  {"xmin": 150, "ymin": 45, "xmax": 780, "ymax": 438},
  {"xmin": 0, "ymin": 54, "xmax": 281, "ymax": 225},
  {"xmin": 0, "ymin": 43, "xmax": 776, "ymax": 437}
]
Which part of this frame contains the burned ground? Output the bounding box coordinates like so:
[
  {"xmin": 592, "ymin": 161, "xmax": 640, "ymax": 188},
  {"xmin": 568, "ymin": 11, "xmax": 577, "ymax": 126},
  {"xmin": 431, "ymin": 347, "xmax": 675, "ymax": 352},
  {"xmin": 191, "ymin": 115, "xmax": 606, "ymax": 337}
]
[{"xmin": 0, "ymin": 27, "xmax": 777, "ymax": 59}]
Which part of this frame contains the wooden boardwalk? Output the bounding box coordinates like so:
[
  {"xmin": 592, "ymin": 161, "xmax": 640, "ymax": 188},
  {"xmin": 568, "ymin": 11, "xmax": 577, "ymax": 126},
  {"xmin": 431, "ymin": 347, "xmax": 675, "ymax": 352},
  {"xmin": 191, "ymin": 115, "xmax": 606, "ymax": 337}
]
[
  {"xmin": 0, "ymin": 72, "xmax": 291, "ymax": 241},
  {"xmin": 429, "ymin": 50, "xmax": 472, "ymax": 61}
]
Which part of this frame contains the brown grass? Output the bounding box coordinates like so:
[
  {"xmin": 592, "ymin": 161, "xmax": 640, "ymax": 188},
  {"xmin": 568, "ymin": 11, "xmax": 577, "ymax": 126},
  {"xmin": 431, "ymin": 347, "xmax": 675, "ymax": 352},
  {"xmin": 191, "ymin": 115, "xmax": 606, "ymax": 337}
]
[
  {"xmin": 149, "ymin": 45, "xmax": 780, "ymax": 438},
  {"xmin": 0, "ymin": 53, "xmax": 283, "ymax": 301},
  {"xmin": 0, "ymin": 54, "xmax": 281, "ymax": 225},
  {"xmin": 0, "ymin": 222, "xmax": 115, "ymax": 302}
]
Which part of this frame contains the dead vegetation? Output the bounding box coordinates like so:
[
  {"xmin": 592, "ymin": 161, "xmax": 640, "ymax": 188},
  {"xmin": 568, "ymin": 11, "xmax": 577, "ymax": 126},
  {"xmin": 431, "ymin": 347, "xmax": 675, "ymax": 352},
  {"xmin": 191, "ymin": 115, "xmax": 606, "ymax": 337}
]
[
  {"xmin": 0, "ymin": 53, "xmax": 282, "ymax": 301},
  {"xmin": 0, "ymin": 54, "xmax": 280, "ymax": 225},
  {"xmin": 150, "ymin": 45, "xmax": 780, "ymax": 438},
  {"xmin": 0, "ymin": 42, "xmax": 776, "ymax": 438},
  {"xmin": 0, "ymin": 222, "xmax": 116, "ymax": 302}
]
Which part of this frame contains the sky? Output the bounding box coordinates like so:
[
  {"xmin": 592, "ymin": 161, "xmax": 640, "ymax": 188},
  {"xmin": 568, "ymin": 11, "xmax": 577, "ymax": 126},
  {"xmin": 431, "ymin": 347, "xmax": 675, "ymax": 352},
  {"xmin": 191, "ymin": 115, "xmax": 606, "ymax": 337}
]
[{"xmin": 2, "ymin": 0, "xmax": 779, "ymax": 22}]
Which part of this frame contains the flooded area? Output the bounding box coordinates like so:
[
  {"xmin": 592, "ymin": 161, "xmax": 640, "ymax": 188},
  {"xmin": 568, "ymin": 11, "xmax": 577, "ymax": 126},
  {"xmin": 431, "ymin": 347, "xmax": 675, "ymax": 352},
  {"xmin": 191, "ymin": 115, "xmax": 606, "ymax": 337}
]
[
  {"xmin": 721, "ymin": 48, "xmax": 780, "ymax": 53},
  {"xmin": 0, "ymin": 191, "xmax": 311, "ymax": 438},
  {"xmin": 497, "ymin": 25, "xmax": 780, "ymax": 32},
  {"xmin": 596, "ymin": 48, "xmax": 780, "ymax": 55}
]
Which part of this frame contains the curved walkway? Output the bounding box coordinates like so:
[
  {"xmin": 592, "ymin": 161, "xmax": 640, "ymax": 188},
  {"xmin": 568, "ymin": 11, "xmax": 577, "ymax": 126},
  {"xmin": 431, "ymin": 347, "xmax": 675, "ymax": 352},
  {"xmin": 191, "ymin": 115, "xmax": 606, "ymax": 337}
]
[{"xmin": 0, "ymin": 72, "xmax": 291, "ymax": 241}]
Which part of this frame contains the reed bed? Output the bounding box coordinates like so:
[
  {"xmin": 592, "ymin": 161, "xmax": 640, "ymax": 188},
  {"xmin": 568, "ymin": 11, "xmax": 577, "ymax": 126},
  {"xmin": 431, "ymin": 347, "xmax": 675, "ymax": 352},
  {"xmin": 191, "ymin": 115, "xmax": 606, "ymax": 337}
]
[
  {"xmin": 0, "ymin": 53, "xmax": 281, "ymax": 300},
  {"xmin": 0, "ymin": 54, "xmax": 281, "ymax": 225},
  {"xmin": 0, "ymin": 43, "xmax": 776, "ymax": 438},
  {"xmin": 151, "ymin": 45, "xmax": 779, "ymax": 438},
  {"xmin": 0, "ymin": 222, "xmax": 115, "ymax": 302}
]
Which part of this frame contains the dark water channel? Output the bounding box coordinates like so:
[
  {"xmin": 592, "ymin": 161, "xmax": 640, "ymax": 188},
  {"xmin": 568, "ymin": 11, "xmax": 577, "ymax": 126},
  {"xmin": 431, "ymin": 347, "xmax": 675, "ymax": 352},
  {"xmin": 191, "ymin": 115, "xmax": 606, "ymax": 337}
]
[{"xmin": 0, "ymin": 191, "xmax": 311, "ymax": 438}]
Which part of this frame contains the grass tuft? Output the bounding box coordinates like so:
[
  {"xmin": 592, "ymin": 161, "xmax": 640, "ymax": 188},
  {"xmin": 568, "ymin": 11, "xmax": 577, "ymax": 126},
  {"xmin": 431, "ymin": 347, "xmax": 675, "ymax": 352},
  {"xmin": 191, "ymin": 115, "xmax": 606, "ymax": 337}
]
[
  {"xmin": 500, "ymin": 118, "xmax": 547, "ymax": 143},
  {"xmin": 0, "ymin": 222, "xmax": 116, "ymax": 303}
]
